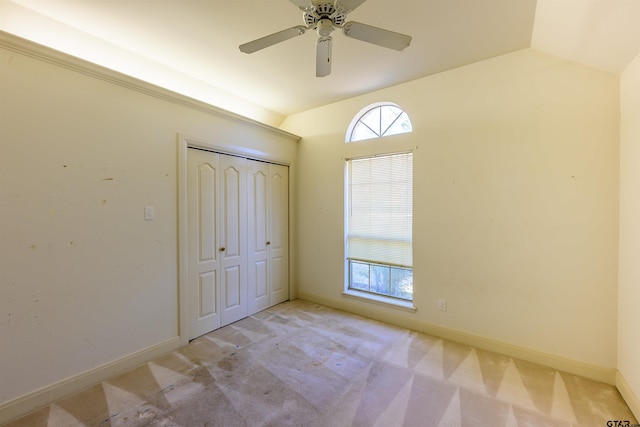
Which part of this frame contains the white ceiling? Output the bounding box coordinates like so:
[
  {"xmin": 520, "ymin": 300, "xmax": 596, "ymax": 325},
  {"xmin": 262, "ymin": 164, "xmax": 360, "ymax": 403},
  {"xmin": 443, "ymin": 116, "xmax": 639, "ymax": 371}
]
[{"xmin": 2, "ymin": 0, "xmax": 640, "ymax": 126}]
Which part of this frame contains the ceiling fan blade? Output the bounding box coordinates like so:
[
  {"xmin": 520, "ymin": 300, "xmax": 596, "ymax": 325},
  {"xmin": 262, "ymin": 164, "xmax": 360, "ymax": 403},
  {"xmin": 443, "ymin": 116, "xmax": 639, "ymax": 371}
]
[
  {"xmin": 289, "ymin": 0, "xmax": 314, "ymax": 11},
  {"xmin": 343, "ymin": 21, "xmax": 412, "ymax": 51},
  {"xmin": 239, "ymin": 26, "xmax": 307, "ymax": 54},
  {"xmin": 316, "ymin": 36, "xmax": 332, "ymax": 77},
  {"xmin": 335, "ymin": 0, "xmax": 368, "ymax": 14}
]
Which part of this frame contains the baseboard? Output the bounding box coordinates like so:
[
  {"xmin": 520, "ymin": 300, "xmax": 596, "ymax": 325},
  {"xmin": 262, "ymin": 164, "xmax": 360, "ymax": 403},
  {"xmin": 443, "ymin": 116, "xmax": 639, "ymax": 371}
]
[
  {"xmin": 0, "ymin": 336, "xmax": 181, "ymax": 425},
  {"xmin": 617, "ymin": 371, "xmax": 640, "ymax": 421},
  {"xmin": 297, "ymin": 292, "xmax": 617, "ymax": 385}
]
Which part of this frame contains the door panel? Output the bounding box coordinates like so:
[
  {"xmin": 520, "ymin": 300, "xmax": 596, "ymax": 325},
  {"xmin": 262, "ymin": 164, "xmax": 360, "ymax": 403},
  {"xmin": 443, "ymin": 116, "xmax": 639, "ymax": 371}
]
[
  {"xmin": 199, "ymin": 272, "xmax": 217, "ymax": 317},
  {"xmin": 248, "ymin": 160, "xmax": 270, "ymax": 315},
  {"xmin": 271, "ymin": 256, "xmax": 285, "ymax": 293},
  {"xmin": 187, "ymin": 149, "xmax": 220, "ymax": 339},
  {"xmin": 223, "ymin": 265, "xmax": 241, "ymax": 309},
  {"xmin": 220, "ymin": 155, "xmax": 247, "ymax": 326},
  {"xmin": 254, "ymin": 260, "xmax": 268, "ymax": 298},
  {"xmin": 269, "ymin": 164, "xmax": 289, "ymax": 305},
  {"xmin": 223, "ymin": 166, "xmax": 241, "ymax": 257},
  {"xmin": 198, "ymin": 164, "xmax": 217, "ymax": 263}
]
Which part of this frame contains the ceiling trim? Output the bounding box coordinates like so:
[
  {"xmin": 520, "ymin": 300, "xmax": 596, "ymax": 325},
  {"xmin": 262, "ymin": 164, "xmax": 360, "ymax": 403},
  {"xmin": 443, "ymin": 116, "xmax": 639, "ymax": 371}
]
[{"xmin": 0, "ymin": 30, "xmax": 301, "ymax": 142}]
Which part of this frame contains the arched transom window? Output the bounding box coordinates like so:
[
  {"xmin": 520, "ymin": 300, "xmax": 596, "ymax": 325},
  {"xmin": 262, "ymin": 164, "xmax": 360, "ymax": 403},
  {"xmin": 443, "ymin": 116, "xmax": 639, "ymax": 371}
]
[{"xmin": 346, "ymin": 102, "xmax": 412, "ymax": 142}]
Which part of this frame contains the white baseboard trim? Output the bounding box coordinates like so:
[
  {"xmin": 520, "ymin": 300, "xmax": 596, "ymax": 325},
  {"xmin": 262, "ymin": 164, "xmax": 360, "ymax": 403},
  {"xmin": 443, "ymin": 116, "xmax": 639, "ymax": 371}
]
[
  {"xmin": 297, "ymin": 292, "xmax": 617, "ymax": 385},
  {"xmin": 617, "ymin": 371, "xmax": 640, "ymax": 421},
  {"xmin": 0, "ymin": 336, "xmax": 181, "ymax": 425}
]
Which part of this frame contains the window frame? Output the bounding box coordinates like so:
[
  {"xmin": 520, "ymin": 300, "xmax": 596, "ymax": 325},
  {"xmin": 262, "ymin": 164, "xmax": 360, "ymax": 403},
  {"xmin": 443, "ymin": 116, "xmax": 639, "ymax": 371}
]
[
  {"xmin": 343, "ymin": 150, "xmax": 415, "ymax": 310},
  {"xmin": 345, "ymin": 102, "xmax": 413, "ymax": 143},
  {"xmin": 348, "ymin": 259, "xmax": 414, "ymax": 301}
]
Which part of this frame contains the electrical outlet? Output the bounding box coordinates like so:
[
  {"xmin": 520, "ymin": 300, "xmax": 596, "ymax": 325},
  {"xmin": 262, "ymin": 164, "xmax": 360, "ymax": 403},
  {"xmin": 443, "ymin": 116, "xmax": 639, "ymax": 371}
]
[{"xmin": 438, "ymin": 299, "xmax": 447, "ymax": 312}]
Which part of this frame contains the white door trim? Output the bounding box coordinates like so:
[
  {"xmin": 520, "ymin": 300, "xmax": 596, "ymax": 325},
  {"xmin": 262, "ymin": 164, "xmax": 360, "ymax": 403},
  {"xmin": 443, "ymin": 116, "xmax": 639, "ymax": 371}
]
[{"xmin": 177, "ymin": 133, "xmax": 290, "ymax": 346}]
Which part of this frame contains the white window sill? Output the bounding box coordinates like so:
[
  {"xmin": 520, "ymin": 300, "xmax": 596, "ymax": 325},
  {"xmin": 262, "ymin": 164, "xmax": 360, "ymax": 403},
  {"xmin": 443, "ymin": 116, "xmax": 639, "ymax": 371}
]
[{"xmin": 342, "ymin": 289, "xmax": 417, "ymax": 312}]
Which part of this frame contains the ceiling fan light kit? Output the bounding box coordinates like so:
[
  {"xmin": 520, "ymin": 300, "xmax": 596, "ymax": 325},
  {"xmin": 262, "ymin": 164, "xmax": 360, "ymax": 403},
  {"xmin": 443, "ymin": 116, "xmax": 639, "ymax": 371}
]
[{"xmin": 239, "ymin": 0, "xmax": 412, "ymax": 77}]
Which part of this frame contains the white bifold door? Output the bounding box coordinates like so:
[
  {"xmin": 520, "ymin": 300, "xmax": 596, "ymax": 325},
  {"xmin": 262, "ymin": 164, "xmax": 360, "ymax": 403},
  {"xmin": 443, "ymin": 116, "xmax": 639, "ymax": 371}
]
[
  {"xmin": 187, "ymin": 148, "xmax": 288, "ymax": 340},
  {"xmin": 247, "ymin": 160, "xmax": 289, "ymax": 315}
]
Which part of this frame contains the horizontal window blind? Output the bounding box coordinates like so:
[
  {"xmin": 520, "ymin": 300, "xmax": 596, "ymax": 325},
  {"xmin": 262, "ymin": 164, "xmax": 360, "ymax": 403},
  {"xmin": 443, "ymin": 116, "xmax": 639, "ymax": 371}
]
[{"xmin": 347, "ymin": 152, "xmax": 412, "ymax": 267}]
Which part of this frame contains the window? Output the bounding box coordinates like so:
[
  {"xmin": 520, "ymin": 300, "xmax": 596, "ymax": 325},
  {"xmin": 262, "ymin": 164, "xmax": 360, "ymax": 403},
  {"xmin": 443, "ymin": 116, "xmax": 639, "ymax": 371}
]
[
  {"xmin": 346, "ymin": 103, "xmax": 412, "ymax": 142},
  {"xmin": 346, "ymin": 152, "xmax": 413, "ymax": 301}
]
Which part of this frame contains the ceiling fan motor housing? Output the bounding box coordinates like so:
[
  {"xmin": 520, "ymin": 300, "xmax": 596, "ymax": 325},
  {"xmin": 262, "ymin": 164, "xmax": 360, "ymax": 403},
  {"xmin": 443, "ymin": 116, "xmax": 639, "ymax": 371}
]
[{"xmin": 304, "ymin": 2, "xmax": 346, "ymax": 28}]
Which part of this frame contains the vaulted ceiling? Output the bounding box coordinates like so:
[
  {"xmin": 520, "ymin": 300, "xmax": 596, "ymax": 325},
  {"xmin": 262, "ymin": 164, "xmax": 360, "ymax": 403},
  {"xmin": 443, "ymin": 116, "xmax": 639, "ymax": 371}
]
[{"xmin": 2, "ymin": 0, "xmax": 640, "ymax": 127}]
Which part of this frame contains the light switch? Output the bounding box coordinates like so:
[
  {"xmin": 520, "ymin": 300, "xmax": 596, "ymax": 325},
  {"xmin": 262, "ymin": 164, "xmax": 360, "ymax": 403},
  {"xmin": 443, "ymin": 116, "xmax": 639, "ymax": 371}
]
[{"xmin": 144, "ymin": 206, "xmax": 155, "ymax": 220}]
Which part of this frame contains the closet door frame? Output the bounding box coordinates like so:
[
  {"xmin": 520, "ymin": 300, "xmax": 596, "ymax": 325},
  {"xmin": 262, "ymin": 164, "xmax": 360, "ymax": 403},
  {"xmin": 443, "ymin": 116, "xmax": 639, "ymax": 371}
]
[{"xmin": 178, "ymin": 134, "xmax": 291, "ymax": 345}]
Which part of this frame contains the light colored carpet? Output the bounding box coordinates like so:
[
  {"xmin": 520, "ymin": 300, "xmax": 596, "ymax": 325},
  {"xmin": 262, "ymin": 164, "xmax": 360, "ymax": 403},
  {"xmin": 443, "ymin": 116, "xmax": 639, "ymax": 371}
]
[{"xmin": 5, "ymin": 299, "xmax": 636, "ymax": 426}]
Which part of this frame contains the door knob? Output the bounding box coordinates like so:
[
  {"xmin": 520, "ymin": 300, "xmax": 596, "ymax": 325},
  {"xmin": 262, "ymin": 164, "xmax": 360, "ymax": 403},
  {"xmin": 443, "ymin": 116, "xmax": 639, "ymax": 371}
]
[
  {"xmin": 266, "ymin": 241, "xmax": 271, "ymax": 245},
  {"xmin": 219, "ymin": 247, "xmax": 226, "ymax": 252}
]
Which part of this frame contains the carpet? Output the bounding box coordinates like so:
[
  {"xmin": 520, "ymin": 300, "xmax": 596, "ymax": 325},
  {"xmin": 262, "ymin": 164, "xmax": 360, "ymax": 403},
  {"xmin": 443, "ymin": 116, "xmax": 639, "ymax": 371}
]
[{"xmin": 5, "ymin": 299, "xmax": 636, "ymax": 426}]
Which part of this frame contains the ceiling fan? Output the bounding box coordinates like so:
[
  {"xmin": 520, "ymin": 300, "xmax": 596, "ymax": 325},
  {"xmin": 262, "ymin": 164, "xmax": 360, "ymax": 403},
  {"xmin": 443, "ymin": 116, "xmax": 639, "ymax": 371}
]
[{"xmin": 239, "ymin": 0, "xmax": 412, "ymax": 77}]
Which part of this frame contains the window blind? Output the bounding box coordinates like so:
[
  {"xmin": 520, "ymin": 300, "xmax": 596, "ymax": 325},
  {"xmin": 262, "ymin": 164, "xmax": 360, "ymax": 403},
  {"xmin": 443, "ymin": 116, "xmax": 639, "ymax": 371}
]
[{"xmin": 347, "ymin": 152, "xmax": 413, "ymax": 267}]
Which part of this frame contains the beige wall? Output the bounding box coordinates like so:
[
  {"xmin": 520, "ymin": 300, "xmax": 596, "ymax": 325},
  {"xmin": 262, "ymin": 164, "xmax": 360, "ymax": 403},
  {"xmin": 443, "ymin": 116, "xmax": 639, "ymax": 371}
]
[
  {"xmin": 619, "ymin": 53, "xmax": 640, "ymax": 412},
  {"xmin": 0, "ymin": 41, "xmax": 297, "ymax": 407},
  {"xmin": 282, "ymin": 49, "xmax": 620, "ymax": 370}
]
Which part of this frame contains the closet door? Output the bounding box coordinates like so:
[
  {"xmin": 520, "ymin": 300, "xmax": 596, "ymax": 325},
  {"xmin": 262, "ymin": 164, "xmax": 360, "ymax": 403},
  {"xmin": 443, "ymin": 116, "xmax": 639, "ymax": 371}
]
[
  {"xmin": 219, "ymin": 154, "xmax": 248, "ymax": 326},
  {"xmin": 269, "ymin": 164, "xmax": 289, "ymax": 306},
  {"xmin": 248, "ymin": 160, "xmax": 270, "ymax": 315},
  {"xmin": 187, "ymin": 149, "xmax": 248, "ymax": 338},
  {"xmin": 187, "ymin": 149, "xmax": 221, "ymax": 339},
  {"xmin": 248, "ymin": 161, "xmax": 289, "ymax": 313},
  {"xmin": 187, "ymin": 149, "xmax": 283, "ymax": 338}
]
